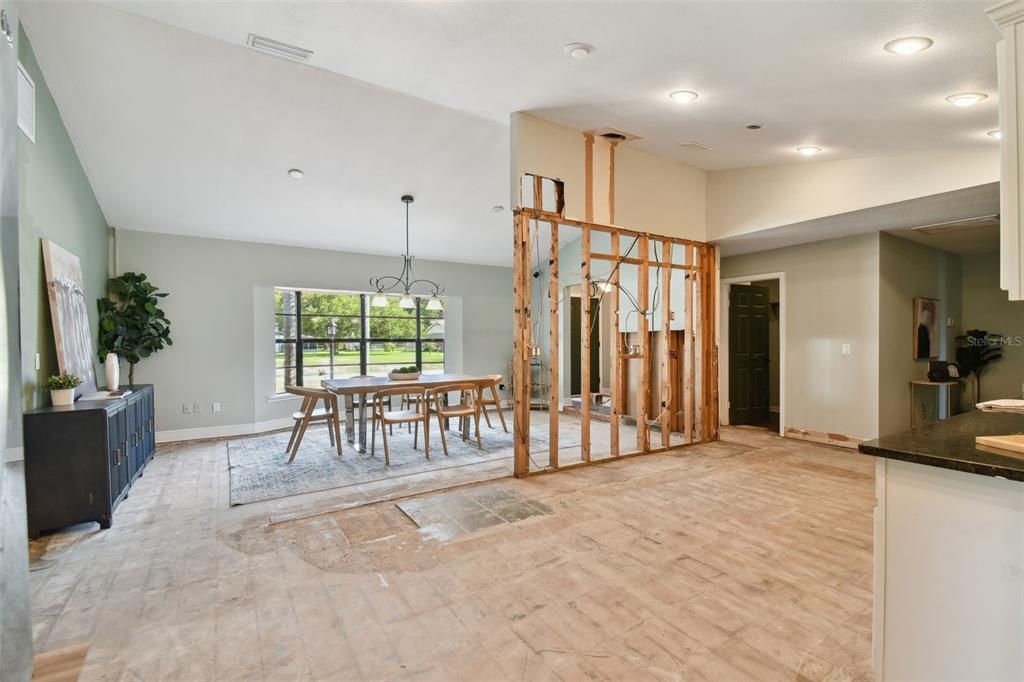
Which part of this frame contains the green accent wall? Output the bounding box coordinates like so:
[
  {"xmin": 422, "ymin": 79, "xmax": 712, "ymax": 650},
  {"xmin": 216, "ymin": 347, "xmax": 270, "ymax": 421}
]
[{"xmin": 17, "ymin": 26, "xmax": 108, "ymax": 410}]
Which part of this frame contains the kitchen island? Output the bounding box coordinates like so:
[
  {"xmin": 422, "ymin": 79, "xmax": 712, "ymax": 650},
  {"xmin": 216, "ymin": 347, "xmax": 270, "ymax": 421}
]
[{"xmin": 859, "ymin": 411, "xmax": 1024, "ymax": 681}]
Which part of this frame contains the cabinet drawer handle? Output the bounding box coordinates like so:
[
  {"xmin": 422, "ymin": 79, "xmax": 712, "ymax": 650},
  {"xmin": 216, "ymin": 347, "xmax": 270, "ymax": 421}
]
[
  {"xmin": 114, "ymin": 448, "xmax": 120, "ymax": 465},
  {"xmin": 131, "ymin": 433, "xmax": 136, "ymax": 447}
]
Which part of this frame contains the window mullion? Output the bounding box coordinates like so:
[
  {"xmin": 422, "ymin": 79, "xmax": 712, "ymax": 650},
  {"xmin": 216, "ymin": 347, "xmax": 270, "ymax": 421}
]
[
  {"xmin": 359, "ymin": 294, "xmax": 368, "ymax": 375},
  {"xmin": 296, "ymin": 290, "xmax": 303, "ymax": 386}
]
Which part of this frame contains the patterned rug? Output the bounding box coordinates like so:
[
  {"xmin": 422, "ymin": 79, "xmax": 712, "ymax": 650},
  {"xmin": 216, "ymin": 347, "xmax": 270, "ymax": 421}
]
[{"xmin": 226, "ymin": 418, "xmax": 577, "ymax": 505}]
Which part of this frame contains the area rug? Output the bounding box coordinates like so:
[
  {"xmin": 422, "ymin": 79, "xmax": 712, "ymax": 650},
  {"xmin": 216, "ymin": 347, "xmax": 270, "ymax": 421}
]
[{"xmin": 226, "ymin": 419, "xmax": 578, "ymax": 506}]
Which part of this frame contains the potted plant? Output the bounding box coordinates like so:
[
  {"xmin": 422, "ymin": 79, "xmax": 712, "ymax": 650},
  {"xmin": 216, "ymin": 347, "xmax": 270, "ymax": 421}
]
[
  {"xmin": 97, "ymin": 272, "xmax": 173, "ymax": 385},
  {"xmin": 47, "ymin": 373, "xmax": 82, "ymax": 406},
  {"xmin": 956, "ymin": 329, "xmax": 1004, "ymax": 404},
  {"xmin": 388, "ymin": 365, "xmax": 421, "ymax": 381}
]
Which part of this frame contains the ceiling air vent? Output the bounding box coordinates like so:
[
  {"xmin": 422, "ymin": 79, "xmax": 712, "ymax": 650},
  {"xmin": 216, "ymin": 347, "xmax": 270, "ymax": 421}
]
[
  {"xmin": 17, "ymin": 61, "xmax": 34, "ymax": 143},
  {"xmin": 246, "ymin": 34, "xmax": 313, "ymax": 63},
  {"xmin": 586, "ymin": 127, "xmax": 642, "ymax": 142},
  {"xmin": 911, "ymin": 215, "xmax": 999, "ymax": 235}
]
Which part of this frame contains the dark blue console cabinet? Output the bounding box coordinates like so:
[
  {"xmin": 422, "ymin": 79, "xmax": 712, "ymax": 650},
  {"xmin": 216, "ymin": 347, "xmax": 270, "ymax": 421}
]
[{"xmin": 24, "ymin": 385, "xmax": 155, "ymax": 538}]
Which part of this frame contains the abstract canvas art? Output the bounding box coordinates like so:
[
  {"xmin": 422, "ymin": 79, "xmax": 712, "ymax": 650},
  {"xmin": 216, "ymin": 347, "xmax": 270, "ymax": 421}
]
[
  {"xmin": 42, "ymin": 240, "xmax": 97, "ymax": 397},
  {"xmin": 913, "ymin": 297, "xmax": 940, "ymax": 360}
]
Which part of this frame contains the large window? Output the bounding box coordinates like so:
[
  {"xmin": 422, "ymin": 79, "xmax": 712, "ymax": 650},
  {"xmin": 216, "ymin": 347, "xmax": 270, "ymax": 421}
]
[{"xmin": 275, "ymin": 289, "xmax": 445, "ymax": 393}]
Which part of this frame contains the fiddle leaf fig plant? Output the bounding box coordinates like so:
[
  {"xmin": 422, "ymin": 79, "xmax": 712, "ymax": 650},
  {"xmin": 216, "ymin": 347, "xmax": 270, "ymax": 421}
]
[{"xmin": 97, "ymin": 272, "xmax": 172, "ymax": 385}]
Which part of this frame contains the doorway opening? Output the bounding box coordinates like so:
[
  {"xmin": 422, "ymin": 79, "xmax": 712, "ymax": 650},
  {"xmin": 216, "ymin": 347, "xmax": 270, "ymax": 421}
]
[{"xmin": 719, "ymin": 274, "xmax": 785, "ymax": 436}]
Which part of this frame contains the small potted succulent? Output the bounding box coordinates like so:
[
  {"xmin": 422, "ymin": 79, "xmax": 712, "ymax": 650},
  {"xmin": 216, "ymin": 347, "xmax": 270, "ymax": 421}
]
[
  {"xmin": 47, "ymin": 373, "xmax": 82, "ymax": 406},
  {"xmin": 388, "ymin": 365, "xmax": 421, "ymax": 381}
]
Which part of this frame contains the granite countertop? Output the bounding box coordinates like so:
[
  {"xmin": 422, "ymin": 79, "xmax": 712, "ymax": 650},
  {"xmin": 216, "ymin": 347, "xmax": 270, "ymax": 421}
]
[{"xmin": 859, "ymin": 410, "xmax": 1024, "ymax": 482}]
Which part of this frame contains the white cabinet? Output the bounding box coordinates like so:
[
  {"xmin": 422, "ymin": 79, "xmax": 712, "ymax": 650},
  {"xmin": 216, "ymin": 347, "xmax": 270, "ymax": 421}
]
[{"xmin": 989, "ymin": 1, "xmax": 1024, "ymax": 299}]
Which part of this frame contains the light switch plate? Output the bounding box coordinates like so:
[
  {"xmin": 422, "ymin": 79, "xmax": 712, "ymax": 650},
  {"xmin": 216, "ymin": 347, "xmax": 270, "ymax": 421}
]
[
  {"xmin": 947, "ymin": 317, "xmax": 955, "ymax": 327},
  {"xmin": 841, "ymin": 343, "xmax": 852, "ymax": 355}
]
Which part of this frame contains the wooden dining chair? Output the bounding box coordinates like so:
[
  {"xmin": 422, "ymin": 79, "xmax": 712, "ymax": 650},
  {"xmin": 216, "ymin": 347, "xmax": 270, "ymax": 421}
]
[
  {"xmin": 370, "ymin": 386, "xmax": 430, "ymax": 465},
  {"xmin": 475, "ymin": 374, "xmax": 508, "ymax": 433},
  {"xmin": 427, "ymin": 382, "xmax": 483, "ymax": 456},
  {"xmin": 284, "ymin": 385, "xmax": 342, "ymax": 462}
]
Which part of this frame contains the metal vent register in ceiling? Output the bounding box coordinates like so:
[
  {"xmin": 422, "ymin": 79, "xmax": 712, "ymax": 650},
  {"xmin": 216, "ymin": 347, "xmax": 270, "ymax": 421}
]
[
  {"xmin": 246, "ymin": 34, "xmax": 313, "ymax": 63},
  {"xmin": 911, "ymin": 215, "xmax": 1000, "ymax": 235}
]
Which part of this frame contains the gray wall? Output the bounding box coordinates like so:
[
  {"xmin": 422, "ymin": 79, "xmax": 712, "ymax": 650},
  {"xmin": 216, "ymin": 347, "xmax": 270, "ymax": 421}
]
[
  {"xmin": 115, "ymin": 230, "xmax": 513, "ymax": 436},
  {"xmin": 962, "ymin": 250, "xmax": 1024, "ymax": 402},
  {"xmin": 17, "ymin": 27, "xmax": 108, "ymax": 415},
  {"xmin": 878, "ymin": 234, "xmax": 962, "ymax": 435},
  {"xmin": 2, "ymin": 9, "xmax": 32, "ymax": 682},
  {"xmin": 722, "ymin": 233, "xmax": 881, "ymax": 440}
]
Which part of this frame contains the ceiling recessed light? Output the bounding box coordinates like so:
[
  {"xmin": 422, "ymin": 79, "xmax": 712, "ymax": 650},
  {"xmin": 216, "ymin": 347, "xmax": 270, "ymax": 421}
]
[
  {"xmin": 796, "ymin": 146, "xmax": 822, "ymax": 156},
  {"xmin": 287, "ymin": 168, "xmax": 304, "ymax": 179},
  {"xmin": 491, "ymin": 205, "xmax": 505, "ymax": 213},
  {"xmin": 945, "ymin": 92, "xmax": 988, "ymax": 107},
  {"xmin": 669, "ymin": 90, "xmax": 699, "ymax": 104},
  {"xmin": 883, "ymin": 36, "xmax": 934, "ymax": 55},
  {"xmin": 564, "ymin": 43, "xmax": 595, "ymax": 59},
  {"xmin": 988, "ymin": 129, "xmax": 1002, "ymax": 139}
]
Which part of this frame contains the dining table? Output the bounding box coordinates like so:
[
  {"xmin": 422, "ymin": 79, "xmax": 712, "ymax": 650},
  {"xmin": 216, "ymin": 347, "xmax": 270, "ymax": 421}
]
[{"xmin": 321, "ymin": 373, "xmax": 493, "ymax": 453}]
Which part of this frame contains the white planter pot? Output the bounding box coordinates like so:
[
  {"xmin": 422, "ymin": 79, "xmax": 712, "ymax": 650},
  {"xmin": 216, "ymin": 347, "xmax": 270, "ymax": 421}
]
[
  {"xmin": 51, "ymin": 388, "xmax": 75, "ymax": 406},
  {"xmin": 104, "ymin": 352, "xmax": 120, "ymax": 391}
]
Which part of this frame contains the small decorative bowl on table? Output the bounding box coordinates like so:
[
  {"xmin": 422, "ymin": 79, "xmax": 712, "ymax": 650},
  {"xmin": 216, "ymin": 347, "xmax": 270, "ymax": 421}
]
[{"xmin": 388, "ymin": 366, "xmax": 422, "ymax": 381}]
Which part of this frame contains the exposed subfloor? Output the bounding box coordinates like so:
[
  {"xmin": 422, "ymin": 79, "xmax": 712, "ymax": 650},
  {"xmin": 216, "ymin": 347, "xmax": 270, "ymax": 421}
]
[{"xmin": 27, "ymin": 425, "xmax": 875, "ymax": 681}]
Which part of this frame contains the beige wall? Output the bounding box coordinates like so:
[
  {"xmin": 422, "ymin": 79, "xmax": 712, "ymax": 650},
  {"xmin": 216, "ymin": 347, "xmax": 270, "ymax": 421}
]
[
  {"xmin": 962, "ymin": 250, "xmax": 1024, "ymax": 402},
  {"xmin": 510, "ymin": 113, "xmax": 706, "ymax": 241},
  {"xmin": 707, "ymin": 150, "xmax": 999, "ymax": 241},
  {"xmin": 721, "ymin": 233, "xmax": 881, "ymax": 440},
  {"xmin": 878, "ymin": 234, "xmax": 962, "ymax": 436}
]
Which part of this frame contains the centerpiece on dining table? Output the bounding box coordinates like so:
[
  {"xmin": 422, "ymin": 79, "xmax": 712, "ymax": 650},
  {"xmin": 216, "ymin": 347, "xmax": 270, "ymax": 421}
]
[{"xmin": 388, "ymin": 366, "xmax": 421, "ymax": 381}]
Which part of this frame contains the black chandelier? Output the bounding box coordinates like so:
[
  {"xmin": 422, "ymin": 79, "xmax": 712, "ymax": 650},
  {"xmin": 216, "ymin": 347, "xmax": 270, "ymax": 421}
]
[{"xmin": 368, "ymin": 195, "xmax": 444, "ymax": 310}]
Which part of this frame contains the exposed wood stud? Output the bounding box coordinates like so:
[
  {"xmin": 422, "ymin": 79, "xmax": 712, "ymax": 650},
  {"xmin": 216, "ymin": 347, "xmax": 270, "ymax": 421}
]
[
  {"xmin": 580, "ymin": 226, "xmax": 592, "ymax": 462},
  {"xmin": 683, "ymin": 244, "xmax": 694, "ymax": 443},
  {"xmin": 548, "ymin": 221, "xmax": 560, "ymax": 469},
  {"xmin": 660, "ymin": 240, "xmax": 672, "ymax": 448},
  {"xmin": 703, "ymin": 244, "xmax": 720, "ymax": 441},
  {"xmin": 638, "ymin": 234, "xmax": 650, "ymax": 453},
  {"xmin": 533, "ymin": 175, "xmax": 543, "ymax": 212},
  {"xmin": 609, "ymin": 140, "xmax": 618, "ymax": 224},
  {"xmin": 512, "ymin": 212, "xmax": 531, "ymax": 476},
  {"xmin": 610, "ymin": 232, "xmax": 621, "ymax": 457},
  {"xmin": 511, "ymin": 201, "xmax": 716, "ymax": 474}
]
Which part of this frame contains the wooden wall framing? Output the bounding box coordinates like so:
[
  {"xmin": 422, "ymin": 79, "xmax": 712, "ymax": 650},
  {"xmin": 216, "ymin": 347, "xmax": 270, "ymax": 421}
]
[{"xmin": 512, "ymin": 204, "xmax": 718, "ymax": 477}]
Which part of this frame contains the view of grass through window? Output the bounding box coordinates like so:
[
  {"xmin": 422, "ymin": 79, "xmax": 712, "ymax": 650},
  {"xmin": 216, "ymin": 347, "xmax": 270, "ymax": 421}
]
[{"xmin": 274, "ymin": 288, "xmax": 444, "ymax": 393}]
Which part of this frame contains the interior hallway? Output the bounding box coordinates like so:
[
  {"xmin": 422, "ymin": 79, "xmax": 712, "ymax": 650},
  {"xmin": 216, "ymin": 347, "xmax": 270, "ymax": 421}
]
[{"xmin": 27, "ymin": 427, "xmax": 874, "ymax": 681}]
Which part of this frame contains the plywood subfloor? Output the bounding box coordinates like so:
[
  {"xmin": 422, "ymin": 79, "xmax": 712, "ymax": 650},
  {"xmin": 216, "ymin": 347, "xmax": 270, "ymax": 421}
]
[{"xmin": 28, "ymin": 426, "xmax": 875, "ymax": 681}]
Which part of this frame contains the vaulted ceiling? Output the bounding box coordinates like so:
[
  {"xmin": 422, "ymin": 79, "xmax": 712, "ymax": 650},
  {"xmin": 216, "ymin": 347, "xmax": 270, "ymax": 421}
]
[{"xmin": 20, "ymin": 2, "xmax": 1002, "ymax": 265}]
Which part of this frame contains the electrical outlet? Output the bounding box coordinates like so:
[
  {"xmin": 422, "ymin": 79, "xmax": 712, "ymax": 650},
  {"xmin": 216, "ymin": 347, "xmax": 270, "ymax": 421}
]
[
  {"xmin": 182, "ymin": 403, "xmax": 190, "ymax": 414},
  {"xmin": 212, "ymin": 402, "xmax": 221, "ymax": 413},
  {"xmin": 192, "ymin": 402, "xmax": 201, "ymax": 414}
]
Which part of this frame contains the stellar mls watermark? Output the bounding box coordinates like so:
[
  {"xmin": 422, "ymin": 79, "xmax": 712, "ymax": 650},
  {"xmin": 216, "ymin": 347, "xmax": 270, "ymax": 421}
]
[{"xmin": 964, "ymin": 336, "xmax": 1024, "ymax": 348}]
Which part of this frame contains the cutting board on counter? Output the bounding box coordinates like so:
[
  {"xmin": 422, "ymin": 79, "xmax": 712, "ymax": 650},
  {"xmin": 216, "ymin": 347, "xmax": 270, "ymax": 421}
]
[{"xmin": 975, "ymin": 434, "xmax": 1024, "ymax": 455}]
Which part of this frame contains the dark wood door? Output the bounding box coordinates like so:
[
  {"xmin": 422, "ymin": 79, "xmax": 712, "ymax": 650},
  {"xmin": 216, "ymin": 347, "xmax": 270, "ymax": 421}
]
[
  {"xmin": 569, "ymin": 296, "xmax": 601, "ymax": 395},
  {"xmin": 729, "ymin": 284, "xmax": 770, "ymax": 426}
]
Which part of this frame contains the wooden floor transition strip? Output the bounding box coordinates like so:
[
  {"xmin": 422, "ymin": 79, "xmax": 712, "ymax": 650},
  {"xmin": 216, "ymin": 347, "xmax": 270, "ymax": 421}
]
[{"xmin": 32, "ymin": 641, "xmax": 89, "ymax": 682}]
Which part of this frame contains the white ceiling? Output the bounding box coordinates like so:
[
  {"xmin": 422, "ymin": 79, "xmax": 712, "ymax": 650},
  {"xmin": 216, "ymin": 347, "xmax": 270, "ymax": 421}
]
[
  {"xmin": 20, "ymin": 2, "xmax": 1004, "ymax": 267},
  {"xmin": 718, "ymin": 182, "xmax": 1000, "ymax": 257},
  {"xmin": 19, "ymin": 2, "xmax": 511, "ymax": 266},
  {"xmin": 100, "ymin": 0, "xmax": 1001, "ymax": 170}
]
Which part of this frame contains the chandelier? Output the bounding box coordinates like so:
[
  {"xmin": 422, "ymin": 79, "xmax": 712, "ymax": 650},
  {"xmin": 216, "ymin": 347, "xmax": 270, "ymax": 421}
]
[{"xmin": 369, "ymin": 195, "xmax": 444, "ymax": 310}]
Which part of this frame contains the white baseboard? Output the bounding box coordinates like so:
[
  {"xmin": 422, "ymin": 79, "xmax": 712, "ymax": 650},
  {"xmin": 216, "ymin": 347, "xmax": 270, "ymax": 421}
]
[
  {"xmin": 4, "ymin": 447, "xmax": 23, "ymax": 463},
  {"xmin": 156, "ymin": 417, "xmax": 294, "ymax": 444}
]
